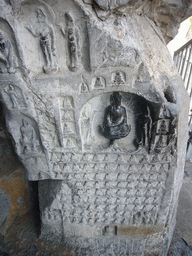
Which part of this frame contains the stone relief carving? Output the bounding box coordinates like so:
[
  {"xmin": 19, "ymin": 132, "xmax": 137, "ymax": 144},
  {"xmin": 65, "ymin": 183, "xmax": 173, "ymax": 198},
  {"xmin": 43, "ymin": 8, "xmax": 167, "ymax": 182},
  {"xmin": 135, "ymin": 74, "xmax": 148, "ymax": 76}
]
[
  {"xmin": 3, "ymin": 84, "xmax": 27, "ymax": 110},
  {"xmin": 93, "ymin": 0, "xmax": 130, "ymax": 11},
  {"xmin": 135, "ymin": 105, "xmax": 152, "ymax": 150},
  {"xmin": 79, "ymin": 75, "xmax": 89, "ymax": 93},
  {"xmin": 40, "ymin": 151, "xmax": 171, "ymax": 229},
  {"xmin": 79, "ymin": 92, "xmax": 172, "ymax": 152},
  {"xmin": 52, "ymin": 96, "xmax": 78, "ymax": 149},
  {"xmin": 90, "ymin": 25, "xmax": 141, "ymax": 70},
  {"xmin": 111, "ymin": 71, "xmax": 125, "ymax": 85},
  {"xmin": 0, "ymin": 31, "xmax": 15, "ymax": 74},
  {"xmin": 33, "ymin": 97, "xmax": 60, "ymax": 149},
  {"xmin": 92, "ymin": 76, "xmax": 105, "ymax": 89},
  {"xmin": 25, "ymin": 8, "xmax": 58, "ymax": 74},
  {"xmin": 61, "ymin": 97, "xmax": 77, "ymax": 147},
  {"xmin": 152, "ymin": 104, "xmax": 177, "ymax": 154},
  {"xmin": 20, "ymin": 118, "xmax": 41, "ymax": 154},
  {"xmin": 80, "ymin": 82, "xmax": 89, "ymax": 93},
  {"xmin": 63, "ymin": 12, "xmax": 81, "ymax": 71},
  {"xmin": 0, "ymin": 1, "xmax": 186, "ymax": 255},
  {"xmin": 99, "ymin": 92, "xmax": 131, "ymax": 145},
  {"xmin": 81, "ymin": 102, "xmax": 96, "ymax": 150}
]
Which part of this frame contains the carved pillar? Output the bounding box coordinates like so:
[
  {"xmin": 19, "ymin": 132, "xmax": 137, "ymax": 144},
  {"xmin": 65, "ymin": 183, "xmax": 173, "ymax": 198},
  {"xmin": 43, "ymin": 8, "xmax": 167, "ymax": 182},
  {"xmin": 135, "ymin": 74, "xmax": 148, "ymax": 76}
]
[{"xmin": 0, "ymin": 0, "xmax": 189, "ymax": 255}]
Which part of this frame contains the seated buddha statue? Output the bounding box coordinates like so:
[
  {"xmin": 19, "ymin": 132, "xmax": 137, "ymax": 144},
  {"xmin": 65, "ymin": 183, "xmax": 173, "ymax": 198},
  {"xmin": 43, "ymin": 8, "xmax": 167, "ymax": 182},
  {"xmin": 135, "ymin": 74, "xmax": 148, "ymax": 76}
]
[{"xmin": 100, "ymin": 92, "xmax": 131, "ymax": 142}]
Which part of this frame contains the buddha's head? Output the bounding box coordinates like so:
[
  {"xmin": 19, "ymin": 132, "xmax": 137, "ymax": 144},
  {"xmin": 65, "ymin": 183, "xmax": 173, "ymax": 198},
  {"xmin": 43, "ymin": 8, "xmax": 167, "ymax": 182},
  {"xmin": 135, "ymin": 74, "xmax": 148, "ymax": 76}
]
[{"xmin": 110, "ymin": 92, "xmax": 122, "ymax": 107}]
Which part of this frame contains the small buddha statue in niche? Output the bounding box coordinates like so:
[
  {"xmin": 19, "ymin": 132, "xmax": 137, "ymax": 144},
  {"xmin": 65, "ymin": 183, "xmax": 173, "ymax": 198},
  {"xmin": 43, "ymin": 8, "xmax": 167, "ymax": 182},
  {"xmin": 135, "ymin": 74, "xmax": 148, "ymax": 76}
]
[{"xmin": 100, "ymin": 92, "xmax": 131, "ymax": 144}]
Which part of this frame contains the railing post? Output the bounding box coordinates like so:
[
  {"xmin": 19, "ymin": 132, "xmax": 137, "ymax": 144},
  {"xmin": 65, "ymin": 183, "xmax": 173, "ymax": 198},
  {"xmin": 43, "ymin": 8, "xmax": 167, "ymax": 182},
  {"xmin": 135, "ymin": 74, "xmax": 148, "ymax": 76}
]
[{"xmin": 173, "ymin": 39, "xmax": 192, "ymax": 127}]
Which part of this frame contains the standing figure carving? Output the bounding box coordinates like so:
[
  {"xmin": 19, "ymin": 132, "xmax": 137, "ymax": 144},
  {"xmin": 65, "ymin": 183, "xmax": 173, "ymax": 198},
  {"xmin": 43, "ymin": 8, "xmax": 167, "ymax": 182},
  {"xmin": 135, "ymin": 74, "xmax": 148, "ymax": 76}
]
[
  {"xmin": 4, "ymin": 85, "xmax": 26, "ymax": 109},
  {"xmin": 100, "ymin": 92, "xmax": 131, "ymax": 145},
  {"xmin": 81, "ymin": 103, "xmax": 96, "ymax": 149},
  {"xmin": 26, "ymin": 8, "xmax": 57, "ymax": 74},
  {"xmin": 20, "ymin": 119, "xmax": 40, "ymax": 154},
  {"xmin": 65, "ymin": 12, "xmax": 81, "ymax": 71},
  {"xmin": 136, "ymin": 106, "xmax": 152, "ymax": 149},
  {"xmin": 0, "ymin": 32, "xmax": 15, "ymax": 74}
]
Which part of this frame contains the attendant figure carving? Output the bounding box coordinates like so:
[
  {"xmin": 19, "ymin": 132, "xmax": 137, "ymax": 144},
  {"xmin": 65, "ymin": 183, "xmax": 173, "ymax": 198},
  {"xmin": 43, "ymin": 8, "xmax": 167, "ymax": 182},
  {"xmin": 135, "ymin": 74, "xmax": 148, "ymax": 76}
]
[
  {"xmin": 26, "ymin": 8, "xmax": 57, "ymax": 74},
  {"xmin": 81, "ymin": 103, "xmax": 96, "ymax": 149},
  {"xmin": 6, "ymin": 85, "xmax": 18, "ymax": 108},
  {"xmin": 136, "ymin": 106, "xmax": 152, "ymax": 148},
  {"xmin": 100, "ymin": 92, "xmax": 131, "ymax": 145},
  {"xmin": 4, "ymin": 85, "xmax": 26, "ymax": 109},
  {"xmin": 65, "ymin": 12, "xmax": 81, "ymax": 71},
  {"xmin": 0, "ymin": 32, "xmax": 15, "ymax": 74},
  {"xmin": 20, "ymin": 119, "xmax": 40, "ymax": 154}
]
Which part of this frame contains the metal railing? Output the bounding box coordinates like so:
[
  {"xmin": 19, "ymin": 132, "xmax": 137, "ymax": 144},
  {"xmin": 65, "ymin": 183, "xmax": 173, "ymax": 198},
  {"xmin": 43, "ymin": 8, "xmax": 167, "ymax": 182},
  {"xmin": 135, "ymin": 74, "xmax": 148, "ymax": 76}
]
[{"xmin": 173, "ymin": 39, "xmax": 192, "ymax": 125}]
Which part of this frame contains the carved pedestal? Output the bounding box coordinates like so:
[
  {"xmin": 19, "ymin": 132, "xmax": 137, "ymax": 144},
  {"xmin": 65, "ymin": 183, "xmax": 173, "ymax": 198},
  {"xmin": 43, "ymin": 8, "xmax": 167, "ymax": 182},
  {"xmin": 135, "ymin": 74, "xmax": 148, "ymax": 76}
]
[{"xmin": 0, "ymin": 0, "xmax": 189, "ymax": 255}]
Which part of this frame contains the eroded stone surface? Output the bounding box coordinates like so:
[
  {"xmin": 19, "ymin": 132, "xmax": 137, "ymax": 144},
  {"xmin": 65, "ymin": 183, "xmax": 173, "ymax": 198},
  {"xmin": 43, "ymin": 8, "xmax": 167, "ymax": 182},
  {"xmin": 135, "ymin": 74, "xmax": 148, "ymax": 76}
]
[
  {"xmin": 0, "ymin": 0, "xmax": 189, "ymax": 255},
  {"xmin": 0, "ymin": 189, "xmax": 11, "ymax": 235},
  {"xmin": 0, "ymin": 107, "xmax": 36, "ymax": 239},
  {"xmin": 92, "ymin": 0, "xmax": 192, "ymax": 43}
]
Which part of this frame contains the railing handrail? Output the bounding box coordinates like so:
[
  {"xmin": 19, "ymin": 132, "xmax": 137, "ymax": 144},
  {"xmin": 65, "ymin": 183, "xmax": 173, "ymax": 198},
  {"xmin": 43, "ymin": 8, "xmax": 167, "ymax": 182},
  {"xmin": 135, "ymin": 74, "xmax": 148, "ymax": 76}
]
[
  {"xmin": 172, "ymin": 38, "xmax": 192, "ymax": 127},
  {"xmin": 174, "ymin": 39, "xmax": 192, "ymax": 56}
]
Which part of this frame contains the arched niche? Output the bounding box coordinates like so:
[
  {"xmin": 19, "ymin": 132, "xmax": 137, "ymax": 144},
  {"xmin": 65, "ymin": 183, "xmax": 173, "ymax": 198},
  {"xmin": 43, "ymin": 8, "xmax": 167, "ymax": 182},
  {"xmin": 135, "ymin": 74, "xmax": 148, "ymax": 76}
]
[{"xmin": 79, "ymin": 91, "xmax": 156, "ymax": 152}]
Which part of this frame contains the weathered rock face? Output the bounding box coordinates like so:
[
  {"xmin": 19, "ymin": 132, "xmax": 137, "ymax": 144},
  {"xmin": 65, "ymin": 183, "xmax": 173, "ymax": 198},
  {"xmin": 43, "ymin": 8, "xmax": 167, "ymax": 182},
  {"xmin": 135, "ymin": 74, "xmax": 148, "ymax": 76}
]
[
  {"xmin": 0, "ymin": 106, "xmax": 36, "ymax": 238},
  {"xmin": 0, "ymin": 0, "xmax": 190, "ymax": 255},
  {"xmin": 91, "ymin": 0, "xmax": 192, "ymax": 43}
]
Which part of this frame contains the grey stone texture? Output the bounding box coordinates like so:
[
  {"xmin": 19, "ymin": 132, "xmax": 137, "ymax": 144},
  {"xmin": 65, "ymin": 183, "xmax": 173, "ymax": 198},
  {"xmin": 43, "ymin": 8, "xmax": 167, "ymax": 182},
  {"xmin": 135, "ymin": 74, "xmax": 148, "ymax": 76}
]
[
  {"xmin": 0, "ymin": 189, "xmax": 11, "ymax": 235},
  {"xmin": 173, "ymin": 161, "xmax": 192, "ymax": 247},
  {"xmin": 168, "ymin": 161, "xmax": 192, "ymax": 256},
  {"xmin": 0, "ymin": 106, "xmax": 37, "ymax": 241},
  {"xmin": 92, "ymin": 0, "xmax": 192, "ymax": 43},
  {"xmin": 0, "ymin": 0, "xmax": 190, "ymax": 255}
]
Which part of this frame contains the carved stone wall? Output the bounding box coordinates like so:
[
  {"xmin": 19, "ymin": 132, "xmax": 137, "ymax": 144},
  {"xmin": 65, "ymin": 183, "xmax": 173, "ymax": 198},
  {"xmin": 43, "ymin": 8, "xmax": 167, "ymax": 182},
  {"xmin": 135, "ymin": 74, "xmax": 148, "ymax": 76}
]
[
  {"xmin": 0, "ymin": 0, "xmax": 190, "ymax": 255},
  {"xmin": 91, "ymin": 0, "xmax": 192, "ymax": 44}
]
